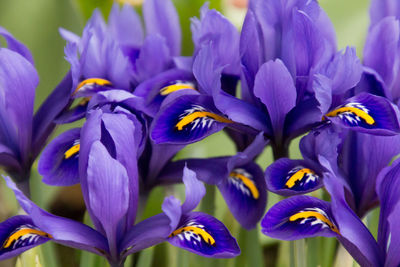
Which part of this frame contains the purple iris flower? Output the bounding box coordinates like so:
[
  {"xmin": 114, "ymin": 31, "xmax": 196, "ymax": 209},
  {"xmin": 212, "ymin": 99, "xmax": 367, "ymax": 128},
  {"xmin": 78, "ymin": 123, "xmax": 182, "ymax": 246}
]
[
  {"xmin": 57, "ymin": 0, "xmax": 182, "ymax": 123},
  {"xmin": 151, "ymin": 0, "xmax": 400, "ymax": 158},
  {"xmin": 1, "ymin": 109, "xmax": 240, "ymax": 265},
  {"xmin": 0, "ymin": 28, "xmax": 72, "ymax": 194},
  {"xmin": 262, "ymin": 156, "xmax": 400, "ymax": 266},
  {"xmin": 155, "ymin": 133, "xmax": 268, "ymax": 229}
]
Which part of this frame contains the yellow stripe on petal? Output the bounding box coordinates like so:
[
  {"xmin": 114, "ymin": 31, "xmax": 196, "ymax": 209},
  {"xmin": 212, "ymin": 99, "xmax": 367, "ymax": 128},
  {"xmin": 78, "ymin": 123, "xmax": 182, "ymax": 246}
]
[
  {"xmin": 289, "ymin": 211, "xmax": 340, "ymax": 234},
  {"xmin": 3, "ymin": 228, "xmax": 52, "ymax": 249},
  {"xmin": 176, "ymin": 111, "xmax": 233, "ymax": 131},
  {"xmin": 73, "ymin": 78, "xmax": 112, "ymax": 95},
  {"xmin": 169, "ymin": 226, "xmax": 215, "ymax": 245},
  {"xmin": 285, "ymin": 168, "xmax": 315, "ymax": 189},
  {"xmin": 230, "ymin": 171, "xmax": 259, "ymax": 199},
  {"xmin": 324, "ymin": 107, "xmax": 375, "ymax": 125},
  {"xmin": 160, "ymin": 83, "xmax": 196, "ymax": 96},
  {"xmin": 64, "ymin": 144, "xmax": 80, "ymax": 159}
]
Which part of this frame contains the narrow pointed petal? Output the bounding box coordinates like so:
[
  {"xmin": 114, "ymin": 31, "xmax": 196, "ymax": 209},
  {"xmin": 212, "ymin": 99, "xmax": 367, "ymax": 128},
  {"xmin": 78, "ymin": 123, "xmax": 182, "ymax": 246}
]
[
  {"xmin": 168, "ymin": 212, "xmax": 240, "ymax": 258},
  {"xmin": 38, "ymin": 128, "xmax": 80, "ymax": 186},
  {"xmin": 181, "ymin": 167, "xmax": 206, "ymax": 213},
  {"xmin": 151, "ymin": 95, "xmax": 233, "ymax": 144},
  {"xmin": 143, "ymin": 0, "xmax": 181, "ymax": 56},
  {"xmin": 266, "ymin": 159, "xmax": 323, "ymax": 196},
  {"xmin": 219, "ymin": 162, "xmax": 267, "ymax": 229},
  {"xmin": 32, "ymin": 72, "xmax": 73, "ymax": 158},
  {"xmin": 0, "ymin": 27, "xmax": 34, "ymax": 64},
  {"xmin": 0, "ymin": 216, "xmax": 51, "ymax": 260},
  {"xmin": 262, "ymin": 196, "xmax": 339, "ymax": 240},
  {"xmin": 385, "ymin": 202, "xmax": 400, "ymax": 267},
  {"xmin": 254, "ymin": 59, "xmax": 296, "ymax": 142},
  {"xmin": 323, "ymin": 93, "xmax": 400, "ymax": 135}
]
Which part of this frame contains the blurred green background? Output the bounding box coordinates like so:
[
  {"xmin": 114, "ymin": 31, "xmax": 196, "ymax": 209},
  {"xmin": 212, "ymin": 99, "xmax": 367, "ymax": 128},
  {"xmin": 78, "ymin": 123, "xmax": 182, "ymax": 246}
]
[{"xmin": 0, "ymin": 0, "xmax": 371, "ymax": 266}]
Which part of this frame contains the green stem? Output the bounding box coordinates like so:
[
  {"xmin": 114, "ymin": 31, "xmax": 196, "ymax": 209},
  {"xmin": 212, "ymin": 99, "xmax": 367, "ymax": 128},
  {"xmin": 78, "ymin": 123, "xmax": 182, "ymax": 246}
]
[
  {"xmin": 200, "ymin": 184, "xmax": 216, "ymax": 214},
  {"xmin": 294, "ymin": 239, "xmax": 307, "ymax": 267}
]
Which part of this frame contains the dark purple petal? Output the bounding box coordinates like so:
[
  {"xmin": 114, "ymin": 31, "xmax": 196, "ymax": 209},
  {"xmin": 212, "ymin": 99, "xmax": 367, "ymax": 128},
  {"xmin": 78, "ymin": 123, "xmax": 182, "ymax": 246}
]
[
  {"xmin": 385, "ymin": 202, "xmax": 400, "ymax": 266},
  {"xmin": 0, "ymin": 48, "xmax": 37, "ymax": 163},
  {"xmin": 54, "ymin": 100, "xmax": 87, "ymax": 124},
  {"xmin": 86, "ymin": 141, "xmax": 129, "ymax": 254},
  {"xmin": 364, "ymin": 17, "xmax": 400, "ymax": 94},
  {"xmin": 340, "ymin": 131, "xmax": 400, "ymax": 217},
  {"xmin": 121, "ymin": 196, "xmax": 181, "ymax": 255},
  {"xmin": 375, "ymin": 158, "xmax": 400, "ymax": 249},
  {"xmin": 323, "ymin": 173, "xmax": 382, "ymax": 267},
  {"xmin": 266, "ymin": 159, "xmax": 323, "ymax": 196},
  {"xmin": 143, "ymin": 0, "xmax": 181, "ymax": 56},
  {"xmin": 133, "ymin": 68, "xmax": 196, "ymax": 117},
  {"xmin": 219, "ymin": 162, "xmax": 267, "ymax": 229},
  {"xmin": 151, "ymin": 95, "xmax": 233, "ymax": 144},
  {"xmin": 254, "ymin": 59, "xmax": 296, "ymax": 143},
  {"xmin": 168, "ymin": 212, "xmax": 240, "ymax": 258},
  {"xmin": 32, "ymin": 72, "xmax": 73, "ymax": 158},
  {"xmin": 261, "ymin": 195, "xmax": 339, "ymax": 240},
  {"xmin": 324, "ymin": 93, "xmax": 400, "ymax": 135},
  {"xmin": 0, "ymin": 27, "xmax": 34, "ymax": 64},
  {"xmin": 38, "ymin": 128, "xmax": 80, "ymax": 186},
  {"xmin": 355, "ymin": 67, "xmax": 391, "ymax": 99},
  {"xmin": 4, "ymin": 176, "xmax": 108, "ymax": 255},
  {"xmin": 193, "ymin": 44, "xmax": 270, "ymax": 134},
  {"xmin": 0, "ymin": 216, "xmax": 51, "ymax": 260}
]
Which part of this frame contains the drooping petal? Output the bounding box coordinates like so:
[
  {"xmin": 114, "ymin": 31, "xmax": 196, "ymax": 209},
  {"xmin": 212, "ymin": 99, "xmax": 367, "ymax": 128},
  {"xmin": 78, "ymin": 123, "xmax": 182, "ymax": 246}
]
[
  {"xmin": 219, "ymin": 162, "xmax": 267, "ymax": 229},
  {"xmin": 38, "ymin": 128, "xmax": 80, "ymax": 186},
  {"xmin": 168, "ymin": 212, "xmax": 240, "ymax": 258},
  {"xmin": 266, "ymin": 159, "xmax": 323, "ymax": 196},
  {"xmin": 4, "ymin": 176, "xmax": 109, "ymax": 255},
  {"xmin": 0, "ymin": 216, "xmax": 51, "ymax": 260},
  {"xmin": 261, "ymin": 195, "xmax": 339, "ymax": 240},
  {"xmin": 143, "ymin": 0, "xmax": 181, "ymax": 56},
  {"xmin": 253, "ymin": 59, "xmax": 296, "ymax": 143},
  {"xmin": 151, "ymin": 95, "xmax": 233, "ymax": 144},
  {"xmin": 323, "ymin": 93, "xmax": 400, "ymax": 135}
]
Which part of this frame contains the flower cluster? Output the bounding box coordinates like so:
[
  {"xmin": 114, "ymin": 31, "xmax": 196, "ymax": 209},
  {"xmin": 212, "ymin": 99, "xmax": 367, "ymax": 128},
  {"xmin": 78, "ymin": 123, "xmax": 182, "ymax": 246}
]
[{"xmin": 0, "ymin": 0, "xmax": 399, "ymax": 266}]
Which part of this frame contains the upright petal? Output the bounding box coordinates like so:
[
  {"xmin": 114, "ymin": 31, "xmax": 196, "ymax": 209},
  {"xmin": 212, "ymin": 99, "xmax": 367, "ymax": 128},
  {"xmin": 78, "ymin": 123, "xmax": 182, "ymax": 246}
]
[
  {"xmin": 253, "ymin": 59, "xmax": 296, "ymax": 143},
  {"xmin": 370, "ymin": 0, "xmax": 400, "ymax": 27},
  {"xmin": 0, "ymin": 27, "xmax": 34, "ymax": 64},
  {"xmin": 143, "ymin": 0, "xmax": 181, "ymax": 56},
  {"xmin": 181, "ymin": 167, "xmax": 206, "ymax": 213},
  {"xmin": 0, "ymin": 48, "xmax": 38, "ymax": 163},
  {"xmin": 86, "ymin": 141, "xmax": 129, "ymax": 255},
  {"xmin": 168, "ymin": 212, "xmax": 240, "ymax": 258}
]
